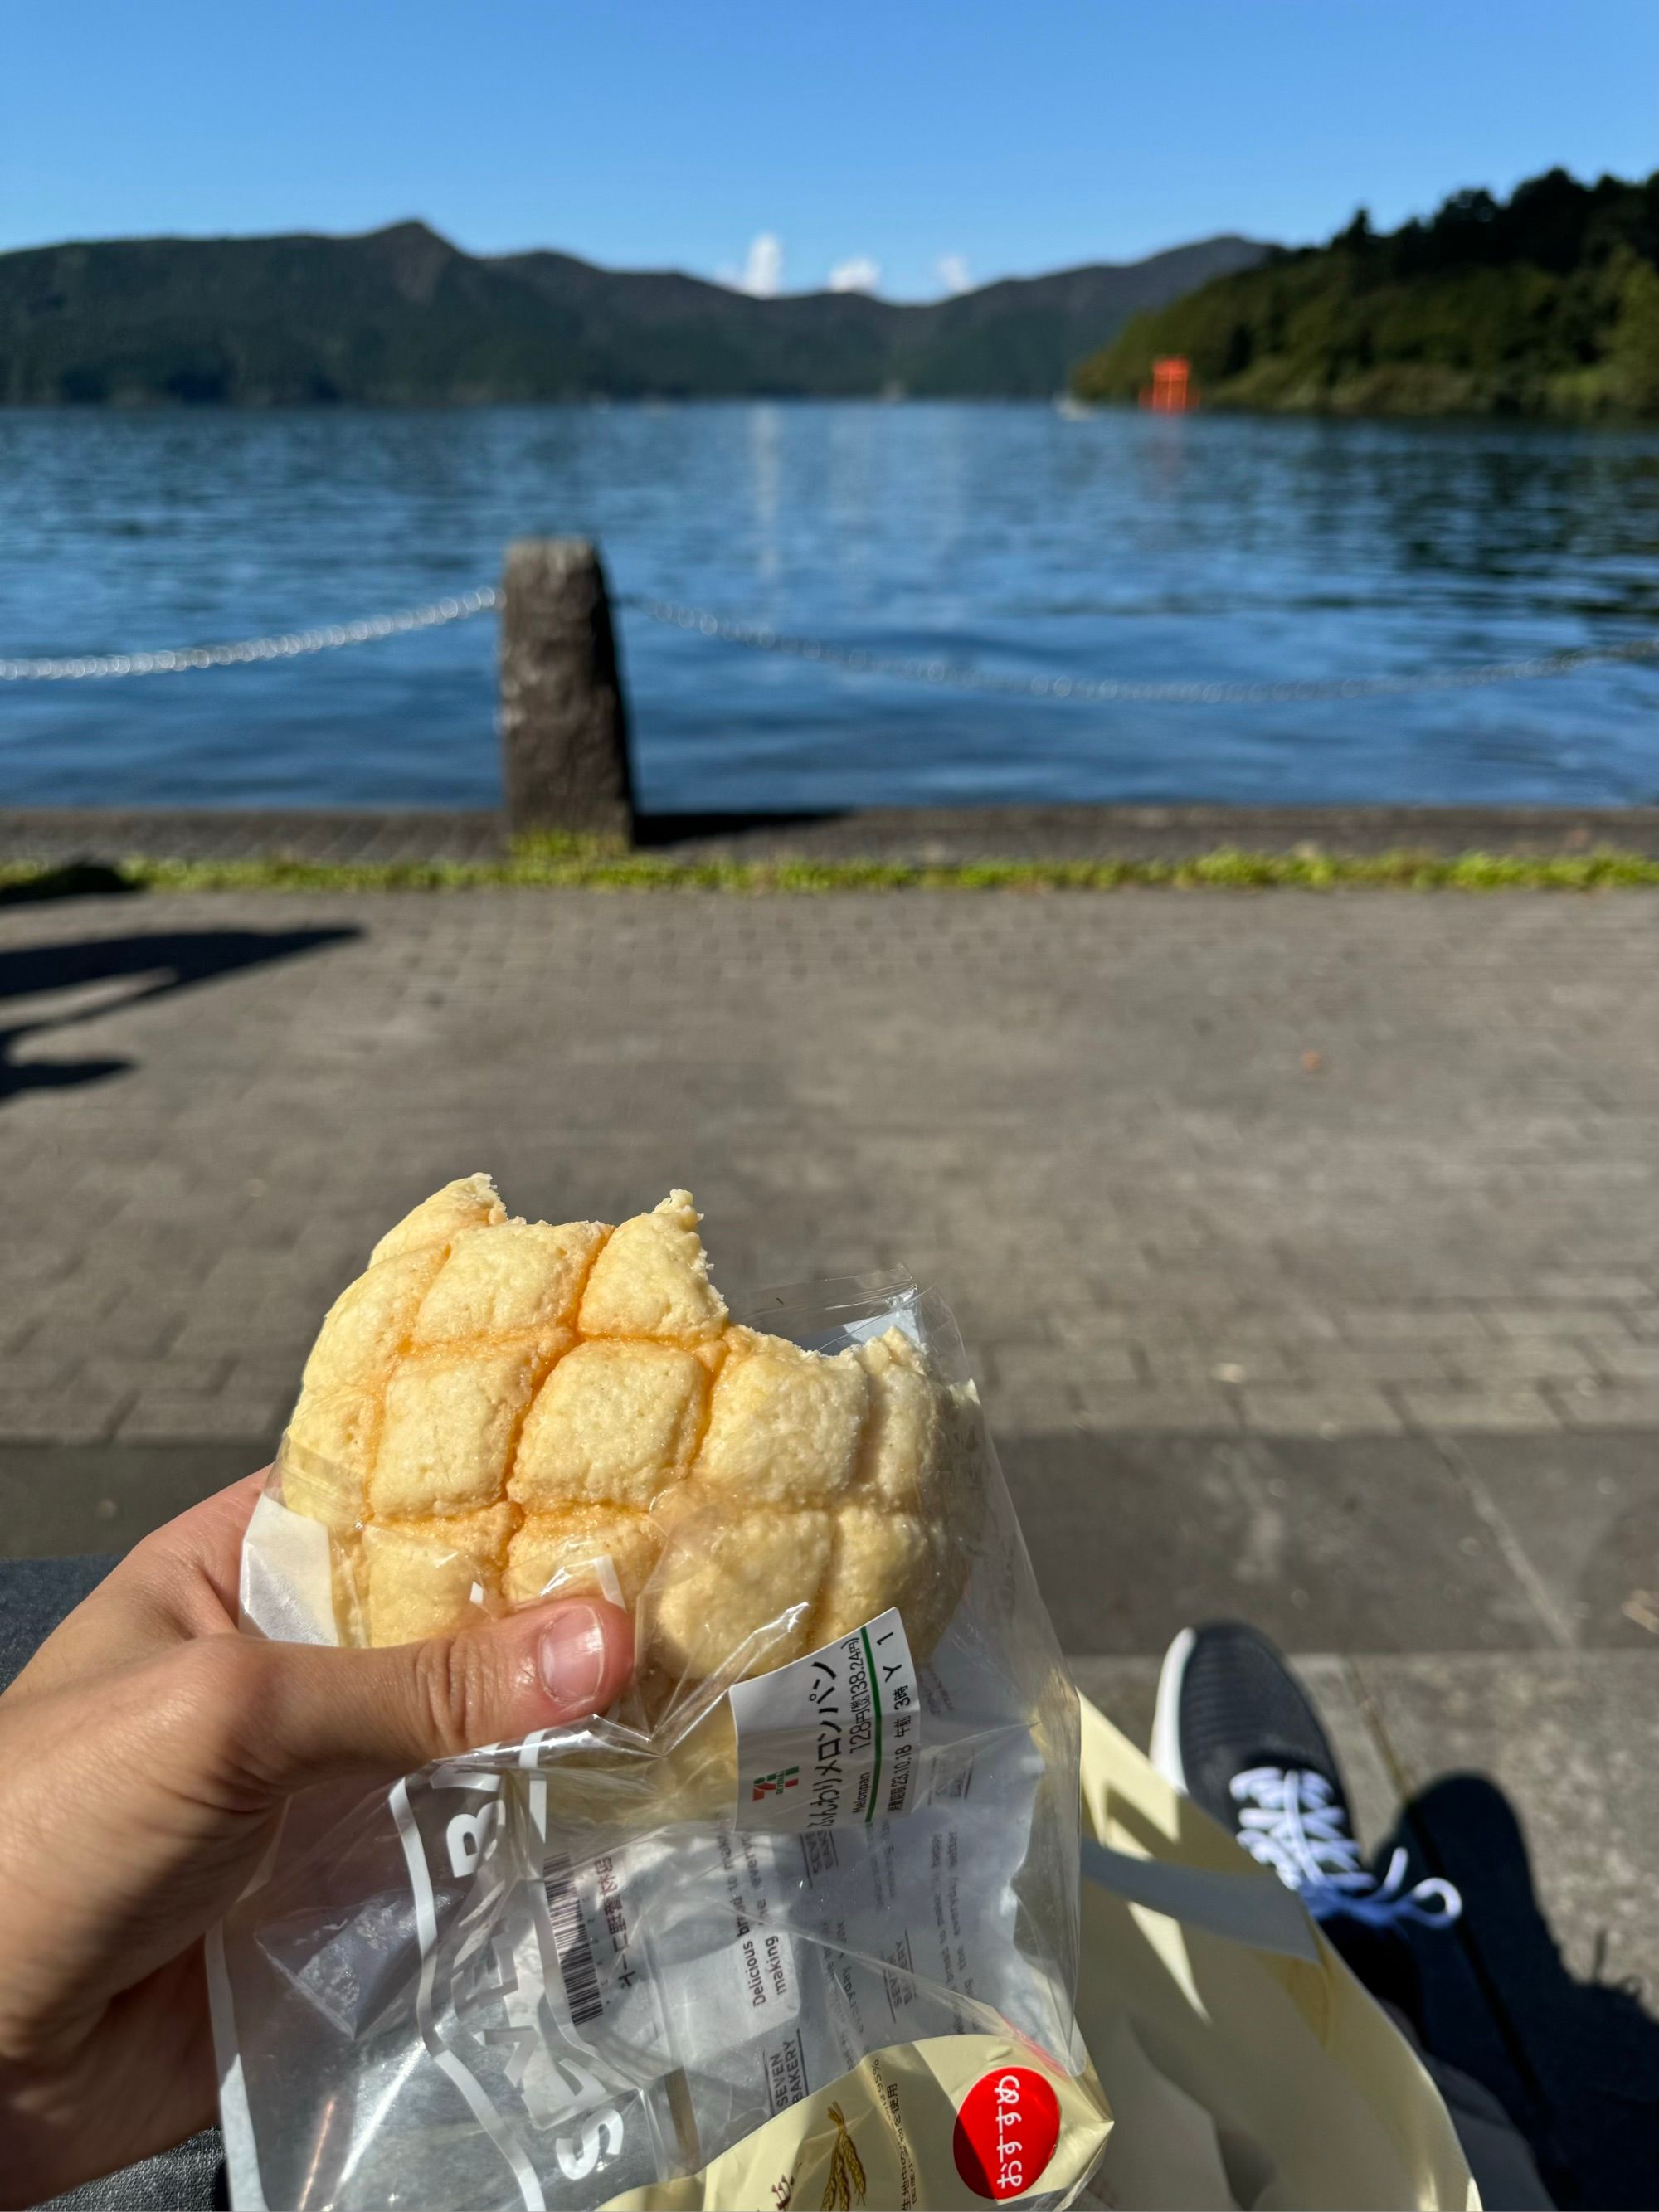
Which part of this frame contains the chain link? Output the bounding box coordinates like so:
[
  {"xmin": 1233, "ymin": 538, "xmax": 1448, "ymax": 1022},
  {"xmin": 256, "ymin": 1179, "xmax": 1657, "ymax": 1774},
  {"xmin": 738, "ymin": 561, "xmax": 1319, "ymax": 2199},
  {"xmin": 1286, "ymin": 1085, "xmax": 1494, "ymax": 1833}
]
[
  {"xmin": 620, "ymin": 595, "xmax": 1659, "ymax": 704},
  {"xmin": 0, "ymin": 588, "xmax": 497, "ymax": 682},
  {"xmin": 3, "ymin": 578, "xmax": 1657, "ymax": 703}
]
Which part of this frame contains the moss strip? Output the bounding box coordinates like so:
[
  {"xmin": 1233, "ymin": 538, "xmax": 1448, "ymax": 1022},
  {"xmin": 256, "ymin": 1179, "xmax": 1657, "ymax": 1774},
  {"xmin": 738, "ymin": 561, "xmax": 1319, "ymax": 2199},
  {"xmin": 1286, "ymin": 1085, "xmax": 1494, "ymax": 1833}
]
[{"xmin": 4, "ymin": 843, "xmax": 1659, "ymax": 896}]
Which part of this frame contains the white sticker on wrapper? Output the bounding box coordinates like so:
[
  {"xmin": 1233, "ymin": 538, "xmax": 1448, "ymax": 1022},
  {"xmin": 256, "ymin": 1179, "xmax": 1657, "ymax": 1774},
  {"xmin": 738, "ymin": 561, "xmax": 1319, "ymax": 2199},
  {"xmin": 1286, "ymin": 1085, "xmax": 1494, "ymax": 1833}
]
[
  {"xmin": 727, "ymin": 1608, "xmax": 921, "ymax": 1830},
  {"xmin": 531, "ymin": 1723, "xmax": 1044, "ymax": 2142}
]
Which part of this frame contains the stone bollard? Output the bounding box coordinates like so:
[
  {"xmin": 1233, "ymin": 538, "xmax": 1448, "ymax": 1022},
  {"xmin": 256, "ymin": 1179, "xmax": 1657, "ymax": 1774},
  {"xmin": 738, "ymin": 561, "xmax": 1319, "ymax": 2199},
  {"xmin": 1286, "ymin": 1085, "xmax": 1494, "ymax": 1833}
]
[{"xmin": 499, "ymin": 539, "xmax": 635, "ymax": 845}]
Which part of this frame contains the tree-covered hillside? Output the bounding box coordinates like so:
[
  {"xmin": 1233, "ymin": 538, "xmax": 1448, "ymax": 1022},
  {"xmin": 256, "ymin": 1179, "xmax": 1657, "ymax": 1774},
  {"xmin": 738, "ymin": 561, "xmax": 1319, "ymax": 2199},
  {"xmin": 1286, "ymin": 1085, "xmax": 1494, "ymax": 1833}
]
[
  {"xmin": 1072, "ymin": 169, "xmax": 1659, "ymax": 418},
  {"xmin": 0, "ymin": 225, "xmax": 1266, "ymax": 404}
]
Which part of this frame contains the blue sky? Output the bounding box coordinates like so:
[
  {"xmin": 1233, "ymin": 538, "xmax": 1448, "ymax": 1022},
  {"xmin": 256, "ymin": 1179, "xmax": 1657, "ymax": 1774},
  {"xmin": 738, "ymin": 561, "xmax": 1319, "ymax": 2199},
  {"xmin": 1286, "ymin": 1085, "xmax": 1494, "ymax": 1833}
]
[{"xmin": 4, "ymin": 1, "xmax": 1657, "ymax": 296}]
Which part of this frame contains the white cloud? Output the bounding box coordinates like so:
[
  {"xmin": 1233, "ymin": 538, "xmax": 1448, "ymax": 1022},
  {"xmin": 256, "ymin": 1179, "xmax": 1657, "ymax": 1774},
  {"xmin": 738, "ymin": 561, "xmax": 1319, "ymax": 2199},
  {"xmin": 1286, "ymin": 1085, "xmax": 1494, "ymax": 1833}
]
[
  {"xmin": 937, "ymin": 252, "xmax": 972, "ymax": 296},
  {"xmin": 828, "ymin": 255, "xmax": 880, "ymax": 295},
  {"xmin": 738, "ymin": 231, "xmax": 782, "ymax": 298}
]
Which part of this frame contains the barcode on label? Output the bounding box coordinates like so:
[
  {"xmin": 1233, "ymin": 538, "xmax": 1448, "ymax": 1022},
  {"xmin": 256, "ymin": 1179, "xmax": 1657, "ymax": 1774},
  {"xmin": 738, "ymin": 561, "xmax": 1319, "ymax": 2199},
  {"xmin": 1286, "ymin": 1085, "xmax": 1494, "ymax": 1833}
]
[{"xmin": 542, "ymin": 1855, "xmax": 603, "ymax": 2028}]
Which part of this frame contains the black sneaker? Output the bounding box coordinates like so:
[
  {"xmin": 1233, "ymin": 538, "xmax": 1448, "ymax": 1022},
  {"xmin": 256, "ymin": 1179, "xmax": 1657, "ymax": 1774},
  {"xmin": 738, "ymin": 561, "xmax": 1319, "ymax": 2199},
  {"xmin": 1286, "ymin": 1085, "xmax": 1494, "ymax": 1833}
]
[{"xmin": 1151, "ymin": 1621, "xmax": 1460, "ymax": 1939}]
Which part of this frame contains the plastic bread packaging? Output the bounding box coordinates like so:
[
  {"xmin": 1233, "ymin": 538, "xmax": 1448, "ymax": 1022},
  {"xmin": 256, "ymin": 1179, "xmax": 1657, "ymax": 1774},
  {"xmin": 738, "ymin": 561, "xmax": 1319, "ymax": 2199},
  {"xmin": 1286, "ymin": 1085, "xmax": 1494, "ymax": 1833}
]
[{"xmin": 208, "ymin": 1182, "xmax": 1112, "ymax": 2209}]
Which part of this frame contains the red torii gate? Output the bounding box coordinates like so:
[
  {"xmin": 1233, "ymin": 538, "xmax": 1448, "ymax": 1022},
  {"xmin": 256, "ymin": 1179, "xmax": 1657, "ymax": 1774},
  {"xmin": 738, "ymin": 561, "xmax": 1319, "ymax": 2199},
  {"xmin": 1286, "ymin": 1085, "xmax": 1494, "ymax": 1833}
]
[{"xmin": 1141, "ymin": 357, "xmax": 1195, "ymax": 411}]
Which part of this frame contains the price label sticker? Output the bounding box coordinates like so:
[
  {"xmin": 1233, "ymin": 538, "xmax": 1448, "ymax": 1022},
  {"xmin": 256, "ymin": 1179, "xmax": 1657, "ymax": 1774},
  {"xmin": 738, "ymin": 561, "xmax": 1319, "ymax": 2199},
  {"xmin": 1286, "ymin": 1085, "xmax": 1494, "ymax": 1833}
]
[{"xmin": 728, "ymin": 1609, "xmax": 920, "ymax": 1830}]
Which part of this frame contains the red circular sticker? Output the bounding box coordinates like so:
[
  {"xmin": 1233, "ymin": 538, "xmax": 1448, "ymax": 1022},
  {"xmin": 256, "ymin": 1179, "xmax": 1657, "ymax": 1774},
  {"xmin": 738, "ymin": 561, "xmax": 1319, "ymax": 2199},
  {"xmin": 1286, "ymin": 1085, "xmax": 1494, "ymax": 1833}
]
[{"xmin": 952, "ymin": 2064, "xmax": 1061, "ymax": 2201}]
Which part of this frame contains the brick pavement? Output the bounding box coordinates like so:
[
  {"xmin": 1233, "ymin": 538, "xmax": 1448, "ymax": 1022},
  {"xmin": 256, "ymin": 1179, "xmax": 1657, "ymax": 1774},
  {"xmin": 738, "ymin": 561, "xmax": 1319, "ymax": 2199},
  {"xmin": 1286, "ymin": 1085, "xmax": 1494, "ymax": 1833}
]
[
  {"xmin": 2, "ymin": 882, "xmax": 1658, "ymax": 2194},
  {"xmin": 6, "ymin": 886, "xmax": 1657, "ymax": 1449}
]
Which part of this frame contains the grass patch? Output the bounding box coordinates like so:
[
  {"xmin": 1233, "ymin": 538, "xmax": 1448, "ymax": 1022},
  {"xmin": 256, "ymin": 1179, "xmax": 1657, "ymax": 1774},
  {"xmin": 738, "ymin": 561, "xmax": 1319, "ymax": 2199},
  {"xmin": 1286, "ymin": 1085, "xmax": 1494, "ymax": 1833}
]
[{"xmin": 2, "ymin": 844, "xmax": 1659, "ymax": 897}]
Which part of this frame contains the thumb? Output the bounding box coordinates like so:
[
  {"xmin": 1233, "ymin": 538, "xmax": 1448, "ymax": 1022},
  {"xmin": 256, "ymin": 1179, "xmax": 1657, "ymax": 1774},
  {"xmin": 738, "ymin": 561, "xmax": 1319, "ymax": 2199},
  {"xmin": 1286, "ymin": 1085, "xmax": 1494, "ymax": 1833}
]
[{"xmin": 226, "ymin": 1597, "xmax": 636, "ymax": 1796}]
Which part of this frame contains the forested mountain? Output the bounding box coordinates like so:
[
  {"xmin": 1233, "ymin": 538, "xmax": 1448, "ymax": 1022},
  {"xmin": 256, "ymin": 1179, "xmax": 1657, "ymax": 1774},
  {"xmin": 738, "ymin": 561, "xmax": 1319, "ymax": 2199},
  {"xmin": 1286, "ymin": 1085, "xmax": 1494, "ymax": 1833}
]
[
  {"xmin": 0, "ymin": 224, "xmax": 1266, "ymax": 403},
  {"xmin": 1072, "ymin": 168, "xmax": 1659, "ymax": 418}
]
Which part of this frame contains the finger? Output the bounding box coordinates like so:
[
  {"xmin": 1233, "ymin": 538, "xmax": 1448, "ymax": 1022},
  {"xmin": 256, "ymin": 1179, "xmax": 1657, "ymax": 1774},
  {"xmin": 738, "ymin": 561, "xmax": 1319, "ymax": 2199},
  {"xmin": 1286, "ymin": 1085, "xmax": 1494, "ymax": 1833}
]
[
  {"xmin": 5, "ymin": 1473, "xmax": 268, "ymax": 1703},
  {"xmin": 133, "ymin": 1469, "xmax": 269, "ymax": 1625},
  {"xmin": 203, "ymin": 1597, "xmax": 636, "ymax": 1799}
]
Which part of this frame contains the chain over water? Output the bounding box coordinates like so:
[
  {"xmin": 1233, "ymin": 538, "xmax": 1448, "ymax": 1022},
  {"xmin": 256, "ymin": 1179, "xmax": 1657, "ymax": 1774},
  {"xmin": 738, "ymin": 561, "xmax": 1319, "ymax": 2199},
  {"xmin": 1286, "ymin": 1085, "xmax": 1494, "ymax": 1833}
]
[
  {"xmin": 4, "ymin": 581, "xmax": 1658, "ymax": 702},
  {"xmin": 0, "ymin": 589, "xmax": 498, "ymax": 682},
  {"xmin": 622, "ymin": 596, "xmax": 1659, "ymax": 703}
]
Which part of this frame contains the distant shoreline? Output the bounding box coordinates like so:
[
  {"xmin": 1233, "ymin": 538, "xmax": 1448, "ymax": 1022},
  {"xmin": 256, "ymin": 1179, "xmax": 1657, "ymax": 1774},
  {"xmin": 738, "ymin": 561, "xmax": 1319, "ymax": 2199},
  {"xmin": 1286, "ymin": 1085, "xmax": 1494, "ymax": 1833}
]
[
  {"xmin": 0, "ymin": 221, "xmax": 1267, "ymax": 406},
  {"xmin": 8, "ymin": 394, "xmax": 1659, "ymax": 432},
  {"xmin": 1073, "ymin": 168, "xmax": 1659, "ymax": 425}
]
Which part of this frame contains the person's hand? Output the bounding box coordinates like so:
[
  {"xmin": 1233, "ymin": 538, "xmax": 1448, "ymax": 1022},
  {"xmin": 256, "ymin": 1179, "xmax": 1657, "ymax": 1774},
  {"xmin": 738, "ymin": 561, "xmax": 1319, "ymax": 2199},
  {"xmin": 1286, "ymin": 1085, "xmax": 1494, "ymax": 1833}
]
[{"xmin": 0, "ymin": 1472, "xmax": 635, "ymax": 2206}]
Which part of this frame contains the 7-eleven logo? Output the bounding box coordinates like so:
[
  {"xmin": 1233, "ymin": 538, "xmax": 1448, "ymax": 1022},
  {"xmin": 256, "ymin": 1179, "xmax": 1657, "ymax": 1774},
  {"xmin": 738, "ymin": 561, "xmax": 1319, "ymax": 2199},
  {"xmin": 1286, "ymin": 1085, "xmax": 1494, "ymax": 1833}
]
[{"xmin": 752, "ymin": 1767, "xmax": 800, "ymax": 1801}]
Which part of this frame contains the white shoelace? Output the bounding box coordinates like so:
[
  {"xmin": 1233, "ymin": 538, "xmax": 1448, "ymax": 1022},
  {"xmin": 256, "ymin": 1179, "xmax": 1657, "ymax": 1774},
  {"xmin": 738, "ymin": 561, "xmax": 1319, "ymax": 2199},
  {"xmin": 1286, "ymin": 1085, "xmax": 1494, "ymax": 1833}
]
[{"xmin": 1229, "ymin": 1766, "xmax": 1462, "ymax": 1930}]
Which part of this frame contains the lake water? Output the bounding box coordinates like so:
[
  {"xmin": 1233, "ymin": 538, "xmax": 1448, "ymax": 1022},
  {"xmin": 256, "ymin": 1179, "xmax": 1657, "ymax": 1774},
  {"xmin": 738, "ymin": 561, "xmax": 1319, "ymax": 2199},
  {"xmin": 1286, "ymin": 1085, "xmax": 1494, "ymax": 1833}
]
[{"xmin": 3, "ymin": 403, "xmax": 1659, "ymax": 811}]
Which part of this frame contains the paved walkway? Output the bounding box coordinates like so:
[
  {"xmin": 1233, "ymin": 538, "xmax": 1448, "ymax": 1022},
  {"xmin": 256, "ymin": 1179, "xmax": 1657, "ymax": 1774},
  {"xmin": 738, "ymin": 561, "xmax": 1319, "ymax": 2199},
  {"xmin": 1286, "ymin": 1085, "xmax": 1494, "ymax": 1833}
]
[
  {"xmin": 7, "ymin": 886, "xmax": 1657, "ymax": 1446},
  {"xmin": 2, "ymin": 882, "xmax": 1657, "ymax": 2199}
]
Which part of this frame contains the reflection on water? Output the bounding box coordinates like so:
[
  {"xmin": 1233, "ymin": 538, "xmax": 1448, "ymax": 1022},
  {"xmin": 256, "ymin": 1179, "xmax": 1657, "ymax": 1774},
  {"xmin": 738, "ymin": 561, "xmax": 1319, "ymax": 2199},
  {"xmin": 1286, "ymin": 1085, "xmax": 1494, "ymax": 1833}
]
[
  {"xmin": 2, "ymin": 402, "xmax": 1658, "ymax": 809},
  {"xmin": 749, "ymin": 403, "xmax": 781, "ymax": 585}
]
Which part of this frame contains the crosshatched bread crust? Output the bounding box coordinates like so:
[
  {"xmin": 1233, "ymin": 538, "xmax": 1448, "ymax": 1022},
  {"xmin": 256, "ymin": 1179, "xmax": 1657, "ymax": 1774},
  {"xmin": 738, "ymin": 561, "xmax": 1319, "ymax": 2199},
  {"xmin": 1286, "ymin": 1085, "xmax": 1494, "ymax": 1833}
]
[
  {"xmin": 371, "ymin": 1333, "xmax": 571, "ymax": 1520},
  {"xmin": 413, "ymin": 1221, "xmax": 605, "ymax": 1346},
  {"xmin": 693, "ymin": 1330, "xmax": 868, "ymax": 1507},
  {"xmin": 363, "ymin": 1504, "xmax": 516, "ymax": 1647},
  {"xmin": 507, "ymin": 1503, "xmax": 661, "ymax": 1612},
  {"xmin": 510, "ymin": 1339, "xmax": 708, "ymax": 1510},
  {"xmin": 277, "ymin": 1179, "xmax": 980, "ymax": 1677},
  {"xmin": 577, "ymin": 1192, "xmax": 727, "ymax": 1344}
]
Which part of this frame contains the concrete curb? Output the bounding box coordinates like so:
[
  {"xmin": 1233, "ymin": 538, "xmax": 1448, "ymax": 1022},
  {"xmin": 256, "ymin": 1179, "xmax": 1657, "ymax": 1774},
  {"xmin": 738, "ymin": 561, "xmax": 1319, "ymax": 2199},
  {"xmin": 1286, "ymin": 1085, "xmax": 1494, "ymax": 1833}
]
[{"xmin": 5, "ymin": 803, "xmax": 1659, "ymax": 868}]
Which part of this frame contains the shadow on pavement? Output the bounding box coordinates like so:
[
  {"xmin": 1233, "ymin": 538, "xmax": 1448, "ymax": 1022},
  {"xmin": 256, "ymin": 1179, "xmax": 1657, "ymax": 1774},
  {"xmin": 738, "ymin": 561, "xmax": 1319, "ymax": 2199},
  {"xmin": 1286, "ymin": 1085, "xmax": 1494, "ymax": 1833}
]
[
  {"xmin": 0, "ymin": 862, "xmax": 139, "ymax": 907},
  {"xmin": 1386, "ymin": 1774, "xmax": 1659, "ymax": 2210},
  {"xmin": 632, "ymin": 809, "xmax": 844, "ymax": 848},
  {"xmin": 0, "ymin": 926, "xmax": 359, "ymax": 1103}
]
